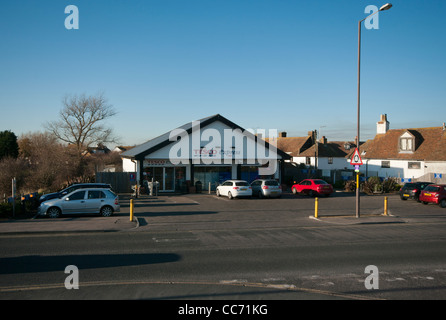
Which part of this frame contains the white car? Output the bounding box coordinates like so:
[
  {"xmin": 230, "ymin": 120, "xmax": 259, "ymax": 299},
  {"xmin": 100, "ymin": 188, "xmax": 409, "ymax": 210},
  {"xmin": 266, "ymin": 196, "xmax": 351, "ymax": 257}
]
[
  {"xmin": 216, "ymin": 180, "xmax": 252, "ymax": 199},
  {"xmin": 37, "ymin": 188, "xmax": 120, "ymax": 218}
]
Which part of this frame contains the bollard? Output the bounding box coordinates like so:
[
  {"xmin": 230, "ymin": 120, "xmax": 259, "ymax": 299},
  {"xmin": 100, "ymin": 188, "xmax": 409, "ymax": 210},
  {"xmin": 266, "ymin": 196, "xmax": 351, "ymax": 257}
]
[
  {"xmin": 209, "ymin": 182, "xmax": 211, "ymax": 194},
  {"xmin": 314, "ymin": 197, "xmax": 319, "ymax": 218},
  {"xmin": 384, "ymin": 196, "xmax": 388, "ymax": 216},
  {"xmin": 130, "ymin": 199, "xmax": 134, "ymax": 221}
]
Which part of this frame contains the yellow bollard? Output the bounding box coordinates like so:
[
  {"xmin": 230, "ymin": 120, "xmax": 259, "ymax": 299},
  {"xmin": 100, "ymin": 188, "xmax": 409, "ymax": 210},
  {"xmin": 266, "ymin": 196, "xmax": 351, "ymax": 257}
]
[
  {"xmin": 384, "ymin": 196, "xmax": 388, "ymax": 216},
  {"xmin": 315, "ymin": 197, "xmax": 319, "ymax": 218},
  {"xmin": 130, "ymin": 199, "xmax": 134, "ymax": 221}
]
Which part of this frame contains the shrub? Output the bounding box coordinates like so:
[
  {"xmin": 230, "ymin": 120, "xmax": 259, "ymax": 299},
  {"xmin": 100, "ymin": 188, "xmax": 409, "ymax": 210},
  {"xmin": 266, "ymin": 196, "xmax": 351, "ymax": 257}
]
[
  {"xmin": 363, "ymin": 176, "xmax": 382, "ymax": 195},
  {"xmin": 344, "ymin": 180, "xmax": 357, "ymax": 192},
  {"xmin": 383, "ymin": 177, "xmax": 400, "ymax": 193}
]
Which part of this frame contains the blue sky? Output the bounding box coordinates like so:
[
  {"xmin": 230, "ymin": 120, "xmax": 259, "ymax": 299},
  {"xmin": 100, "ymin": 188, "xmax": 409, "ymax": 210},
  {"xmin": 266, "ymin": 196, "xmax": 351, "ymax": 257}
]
[{"xmin": 1, "ymin": 0, "xmax": 445, "ymax": 147}]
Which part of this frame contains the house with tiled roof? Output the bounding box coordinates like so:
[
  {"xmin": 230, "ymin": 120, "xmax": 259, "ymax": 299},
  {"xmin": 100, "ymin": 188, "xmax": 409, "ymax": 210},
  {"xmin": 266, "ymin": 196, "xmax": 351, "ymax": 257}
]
[
  {"xmin": 271, "ymin": 131, "xmax": 356, "ymax": 170},
  {"xmin": 269, "ymin": 131, "xmax": 316, "ymax": 158},
  {"xmin": 351, "ymin": 114, "xmax": 446, "ymax": 182},
  {"xmin": 294, "ymin": 137, "xmax": 357, "ymax": 171}
]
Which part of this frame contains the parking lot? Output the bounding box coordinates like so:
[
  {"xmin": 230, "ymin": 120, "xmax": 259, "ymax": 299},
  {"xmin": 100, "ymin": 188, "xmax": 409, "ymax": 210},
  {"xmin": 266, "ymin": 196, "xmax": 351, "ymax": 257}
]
[
  {"xmin": 2, "ymin": 190, "xmax": 446, "ymax": 235},
  {"xmin": 127, "ymin": 191, "xmax": 446, "ymax": 232}
]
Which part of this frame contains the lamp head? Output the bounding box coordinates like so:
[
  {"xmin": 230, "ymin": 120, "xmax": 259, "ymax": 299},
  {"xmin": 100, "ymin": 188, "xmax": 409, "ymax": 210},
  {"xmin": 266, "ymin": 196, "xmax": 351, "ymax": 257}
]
[{"xmin": 379, "ymin": 3, "xmax": 392, "ymax": 11}]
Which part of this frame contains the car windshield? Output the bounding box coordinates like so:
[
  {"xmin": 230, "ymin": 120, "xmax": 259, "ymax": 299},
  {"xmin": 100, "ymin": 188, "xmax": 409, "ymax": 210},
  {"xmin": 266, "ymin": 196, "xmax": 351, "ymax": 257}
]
[
  {"xmin": 404, "ymin": 183, "xmax": 416, "ymax": 190},
  {"xmin": 313, "ymin": 180, "xmax": 328, "ymax": 185},
  {"xmin": 235, "ymin": 182, "xmax": 249, "ymax": 186},
  {"xmin": 265, "ymin": 180, "xmax": 279, "ymax": 186},
  {"xmin": 424, "ymin": 185, "xmax": 440, "ymax": 192}
]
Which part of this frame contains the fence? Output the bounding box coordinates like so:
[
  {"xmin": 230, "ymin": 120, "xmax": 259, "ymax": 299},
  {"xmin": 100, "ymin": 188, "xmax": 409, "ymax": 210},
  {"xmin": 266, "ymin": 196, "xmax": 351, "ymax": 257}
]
[
  {"xmin": 411, "ymin": 172, "xmax": 446, "ymax": 184},
  {"xmin": 96, "ymin": 172, "xmax": 136, "ymax": 193}
]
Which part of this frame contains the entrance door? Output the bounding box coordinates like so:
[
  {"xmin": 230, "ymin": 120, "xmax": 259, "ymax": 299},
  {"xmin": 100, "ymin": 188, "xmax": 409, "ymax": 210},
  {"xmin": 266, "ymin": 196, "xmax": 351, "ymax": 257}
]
[
  {"xmin": 152, "ymin": 167, "xmax": 175, "ymax": 192},
  {"xmin": 164, "ymin": 167, "xmax": 175, "ymax": 191}
]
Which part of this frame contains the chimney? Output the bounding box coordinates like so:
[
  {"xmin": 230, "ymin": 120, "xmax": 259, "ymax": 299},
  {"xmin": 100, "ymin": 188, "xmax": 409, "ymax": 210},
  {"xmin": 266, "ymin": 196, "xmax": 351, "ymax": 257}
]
[
  {"xmin": 279, "ymin": 132, "xmax": 287, "ymax": 138},
  {"xmin": 320, "ymin": 136, "xmax": 327, "ymax": 144},
  {"xmin": 308, "ymin": 130, "xmax": 316, "ymax": 143},
  {"xmin": 377, "ymin": 114, "xmax": 389, "ymax": 134}
]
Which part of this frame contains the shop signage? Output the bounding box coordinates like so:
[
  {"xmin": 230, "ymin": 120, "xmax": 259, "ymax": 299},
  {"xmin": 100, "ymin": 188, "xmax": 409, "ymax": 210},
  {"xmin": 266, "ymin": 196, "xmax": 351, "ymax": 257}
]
[
  {"xmin": 168, "ymin": 120, "xmax": 279, "ymax": 175},
  {"xmin": 145, "ymin": 160, "xmax": 173, "ymax": 166}
]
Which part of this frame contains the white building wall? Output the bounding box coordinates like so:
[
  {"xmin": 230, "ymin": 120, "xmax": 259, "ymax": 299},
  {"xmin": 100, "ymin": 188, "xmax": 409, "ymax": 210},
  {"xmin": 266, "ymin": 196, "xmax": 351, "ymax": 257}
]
[
  {"xmin": 122, "ymin": 158, "xmax": 137, "ymax": 172},
  {"xmin": 360, "ymin": 159, "xmax": 426, "ymax": 179},
  {"xmin": 292, "ymin": 156, "xmax": 350, "ymax": 170}
]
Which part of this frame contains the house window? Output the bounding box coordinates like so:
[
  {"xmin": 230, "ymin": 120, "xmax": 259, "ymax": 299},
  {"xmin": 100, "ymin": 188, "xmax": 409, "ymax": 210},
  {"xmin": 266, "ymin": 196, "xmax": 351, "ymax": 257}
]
[
  {"xmin": 328, "ymin": 157, "xmax": 333, "ymax": 164},
  {"xmin": 305, "ymin": 157, "xmax": 311, "ymax": 165},
  {"xmin": 381, "ymin": 161, "xmax": 390, "ymax": 168},
  {"xmin": 400, "ymin": 137, "xmax": 414, "ymax": 152},
  {"xmin": 408, "ymin": 162, "xmax": 421, "ymax": 169}
]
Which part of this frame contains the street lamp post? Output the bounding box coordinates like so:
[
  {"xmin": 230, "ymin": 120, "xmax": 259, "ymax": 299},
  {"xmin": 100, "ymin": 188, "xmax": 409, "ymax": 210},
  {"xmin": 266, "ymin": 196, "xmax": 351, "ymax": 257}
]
[{"xmin": 356, "ymin": 3, "xmax": 392, "ymax": 218}]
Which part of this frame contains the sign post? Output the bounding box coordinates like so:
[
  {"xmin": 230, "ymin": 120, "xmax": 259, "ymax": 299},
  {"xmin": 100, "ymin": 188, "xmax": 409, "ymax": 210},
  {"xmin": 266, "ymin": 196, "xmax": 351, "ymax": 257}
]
[
  {"xmin": 350, "ymin": 148, "xmax": 363, "ymax": 218},
  {"xmin": 12, "ymin": 177, "xmax": 16, "ymax": 218}
]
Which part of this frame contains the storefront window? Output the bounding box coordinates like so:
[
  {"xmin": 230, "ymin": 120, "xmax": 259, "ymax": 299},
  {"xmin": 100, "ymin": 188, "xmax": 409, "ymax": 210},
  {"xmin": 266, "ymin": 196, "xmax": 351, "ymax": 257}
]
[
  {"xmin": 144, "ymin": 166, "xmax": 186, "ymax": 192},
  {"xmin": 241, "ymin": 166, "xmax": 261, "ymax": 183},
  {"xmin": 194, "ymin": 166, "xmax": 231, "ymax": 191}
]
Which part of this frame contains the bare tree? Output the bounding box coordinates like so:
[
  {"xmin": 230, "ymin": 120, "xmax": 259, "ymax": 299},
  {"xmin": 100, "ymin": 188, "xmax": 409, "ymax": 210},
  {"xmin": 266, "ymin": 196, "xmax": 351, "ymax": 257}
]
[{"xmin": 46, "ymin": 93, "xmax": 118, "ymax": 155}]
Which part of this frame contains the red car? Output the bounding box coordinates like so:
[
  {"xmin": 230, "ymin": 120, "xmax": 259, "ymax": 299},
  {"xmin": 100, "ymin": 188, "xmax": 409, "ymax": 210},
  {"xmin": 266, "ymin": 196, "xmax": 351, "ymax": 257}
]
[
  {"xmin": 291, "ymin": 179, "xmax": 334, "ymax": 197},
  {"xmin": 419, "ymin": 184, "xmax": 446, "ymax": 208}
]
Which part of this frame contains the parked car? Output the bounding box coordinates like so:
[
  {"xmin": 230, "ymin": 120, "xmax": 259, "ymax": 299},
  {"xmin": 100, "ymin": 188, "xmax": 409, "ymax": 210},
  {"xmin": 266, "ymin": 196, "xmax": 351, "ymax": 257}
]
[
  {"xmin": 38, "ymin": 188, "xmax": 120, "ymax": 218},
  {"xmin": 399, "ymin": 182, "xmax": 431, "ymax": 201},
  {"xmin": 291, "ymin": 179, "xmax": 333, "ymax": 197},
  {"xmin": 419, "ymin": 184, "xmax": 446, "ymax": 208},
  {"xmin": 216, "ymin": 180, "xmax": 252, "ymax": 199},
  {"xmin": 251, "ymin": 179, "xmax": 282, "ymax": 198},
  {"xmin": 39, "ymin": 183, "xmax": 112, "ymax": 204}
]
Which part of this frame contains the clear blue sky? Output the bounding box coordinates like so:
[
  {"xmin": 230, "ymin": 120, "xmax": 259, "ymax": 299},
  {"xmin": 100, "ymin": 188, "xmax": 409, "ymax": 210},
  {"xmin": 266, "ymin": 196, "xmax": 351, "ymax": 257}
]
[{"xmin": 1, "ymin": 0, "xmax": 445, "ymax": 147}]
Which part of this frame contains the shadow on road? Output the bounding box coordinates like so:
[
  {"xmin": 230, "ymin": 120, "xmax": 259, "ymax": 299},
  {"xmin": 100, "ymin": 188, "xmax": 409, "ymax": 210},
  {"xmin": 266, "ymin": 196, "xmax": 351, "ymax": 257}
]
[{"xmin": 0, "ymin": 253, "xmax": 181, "ymax": 274}]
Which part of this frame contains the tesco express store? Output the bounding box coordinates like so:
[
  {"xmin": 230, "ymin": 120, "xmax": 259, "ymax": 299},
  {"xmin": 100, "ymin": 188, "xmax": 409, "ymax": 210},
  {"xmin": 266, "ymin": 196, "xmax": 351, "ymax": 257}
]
[{"xmin": 121, "ymin": 114, "xmax": 290, "ymax": 193}]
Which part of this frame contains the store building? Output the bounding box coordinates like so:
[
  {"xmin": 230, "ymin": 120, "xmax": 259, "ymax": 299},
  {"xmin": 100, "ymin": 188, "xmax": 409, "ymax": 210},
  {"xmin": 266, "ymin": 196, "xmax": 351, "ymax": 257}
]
[{"xmin": 121, "ymin": 114, "xmax": 291, "ymax": 192}]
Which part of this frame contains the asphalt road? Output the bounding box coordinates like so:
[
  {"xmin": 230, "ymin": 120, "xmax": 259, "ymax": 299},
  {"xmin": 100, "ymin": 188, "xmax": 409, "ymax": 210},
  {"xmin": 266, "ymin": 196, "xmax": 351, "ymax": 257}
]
[{"xmin": 1, "ymin": 192, "xmax": 446, "ymax": 303}]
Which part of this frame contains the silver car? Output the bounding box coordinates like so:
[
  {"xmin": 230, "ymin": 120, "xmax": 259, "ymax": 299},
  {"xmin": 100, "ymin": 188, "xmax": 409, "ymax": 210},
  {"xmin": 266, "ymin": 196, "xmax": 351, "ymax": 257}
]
[
  {"xmin": 38, "ymin": 188, "xmax": 120, "ymax": 218},
  {"xmin": 251, "ymin": 179, "xmax": 282, "ymax": 198}
]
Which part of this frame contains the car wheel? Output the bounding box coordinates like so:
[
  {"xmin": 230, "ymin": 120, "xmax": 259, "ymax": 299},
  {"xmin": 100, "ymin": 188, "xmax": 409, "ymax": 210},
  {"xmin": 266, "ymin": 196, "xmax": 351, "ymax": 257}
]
[
  {"xmin": 228, "ymin": 191, "xmax": 233, "ymax": 200},
  {"xmin": 100, "ymin": 206, "xmax": 113, "ymax": 217},
  {"xmin": 400, "ymin": 195, "xmax": 407, "ymax": 200},
  {"xmin": 309, "ymin": 190, "xmax": 315, "ymax": 197},
  {"xmin": 216, "ymin": 189, "xmax": 220, "ymax": 197},
  {"xmin": 258, "ymin": 191, "xmax": 263, "ymax": 199},
  {"xmin": 47, "ymin": 207, "xmax": 61, "ymax": 218},
  {"xmin": 440, "ymin": 199, "xmax": 446, "ymax": 208}
]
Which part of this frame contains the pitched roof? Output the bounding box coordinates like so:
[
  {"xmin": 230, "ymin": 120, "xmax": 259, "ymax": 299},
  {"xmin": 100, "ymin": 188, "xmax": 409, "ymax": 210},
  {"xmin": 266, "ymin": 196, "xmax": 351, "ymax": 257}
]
[
  {"xmin": 265, "ymin": 136, "xmax": 313, "ymax": 157},
  {"xmin": 359, "ymin": 127, "xmax": 446, "ymax": 161},
  {"xmin": 298, "ymin": 141, "xmax": 357, "ymax": 158},
  {"xmin": 121, "ymin": 114, "xmax": 291, "ymax": 160}
]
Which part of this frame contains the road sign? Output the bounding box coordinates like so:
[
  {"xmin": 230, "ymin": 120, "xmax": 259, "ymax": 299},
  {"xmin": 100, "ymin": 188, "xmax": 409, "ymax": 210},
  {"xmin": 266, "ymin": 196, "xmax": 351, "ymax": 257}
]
[
  {"xmin": 434, "ymin": 173, "xmax": 443, "ymax": 179},
  {"xmin": 350, "ymin": 148, "xmax": 363, "ymax": 165}
]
